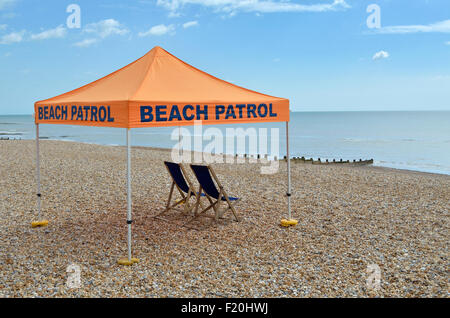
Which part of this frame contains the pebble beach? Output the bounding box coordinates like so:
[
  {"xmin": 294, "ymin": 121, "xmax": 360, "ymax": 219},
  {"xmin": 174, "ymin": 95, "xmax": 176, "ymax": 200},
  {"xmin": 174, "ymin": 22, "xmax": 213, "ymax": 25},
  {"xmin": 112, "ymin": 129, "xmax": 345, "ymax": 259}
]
[{"xmin": 0, "ymin": 140, "xmax": 448, "ymax": 297}]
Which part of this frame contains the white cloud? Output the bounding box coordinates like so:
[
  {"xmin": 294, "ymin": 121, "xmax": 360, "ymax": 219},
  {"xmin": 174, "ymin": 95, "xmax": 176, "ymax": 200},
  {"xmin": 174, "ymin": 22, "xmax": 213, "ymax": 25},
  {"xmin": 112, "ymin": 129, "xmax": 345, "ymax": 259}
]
[
  {"xmin": 377, "ymin": 19, "xmax": 450, "ymax": 34},
  {"xmin": 372, "ymin": 50, "xmax": 389, "ymax": 61},
  {"xmin": 30, "ymin": 25, "xmax": 66, "ymax": 41},
  {"xmin": 138, "ymin": 24, "xmax": 176, "ymax": 37},
  {"xmin": 445, "ymin": 41, "xmax": 450, "ymax": 45},
  {"xmin": 156, "ymin": 0, "xmax": 350, "ymax": 16},
  {"xmin": 0, "ymin": 25, "xmax": 67, "ymax": 45},
  {"xmin": 0, "ymin": 30, "xmax": 24, "ymax": 44},
  {"xmin": 0, "ymin": 0, "xmax": 16, "ymax": 10},
  {"xmin": 0, "ymin": 24, "xmax": 6, "ymax": 30},
  {"xmin": 73, "ymin": 38, "xmax": 98, "ymax": 48},
  {"xmin": 168, "ymin": 11, "xmax": 181, "ymax": 18},
  {"xmin": 2, "ymin": 12, "xmax": 15, "ymax": 18},
  {"xmin": 183, "ymin": 20, "xmax": 198, "ymax": 29},
  {"xmin": 431, "ymin": 75, "xmax": 450, "ymax": 80},
  {"xmin": 84, "ymin": 19, "xmax": 129, "ymax": 38}
]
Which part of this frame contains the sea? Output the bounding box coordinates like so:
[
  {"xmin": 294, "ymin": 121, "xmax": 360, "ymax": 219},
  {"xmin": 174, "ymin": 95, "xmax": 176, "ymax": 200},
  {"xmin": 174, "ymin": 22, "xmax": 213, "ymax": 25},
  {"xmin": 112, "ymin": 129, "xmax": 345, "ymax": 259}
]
[{"xmin": 1, "ymin": 111, "xmax": 449, "ymax": 175}]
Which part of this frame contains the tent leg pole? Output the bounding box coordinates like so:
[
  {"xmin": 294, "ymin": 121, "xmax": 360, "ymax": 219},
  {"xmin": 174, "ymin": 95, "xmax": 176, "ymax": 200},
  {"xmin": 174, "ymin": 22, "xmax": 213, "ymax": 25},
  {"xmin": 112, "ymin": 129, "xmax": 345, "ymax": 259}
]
[
  {"xmin": 281, "ymin": 121, "xmax": 297, "ymax": 227},
  {"xmin": 127, "ymin": 128, "xmax": 132, "ymax": 261},
  {"xmin": 31, "ymin": 123, "xmax": 48, "ymax": 228},
  {"xmin": 36, "ymin": 123, "xmax": 41, "ymax": 220},
  {"xmin": 286, "ymin": 121, "xmax": 291, "ymax": 220},
  {"xmin": 118, "ymin": 128, "xmax": 138, "ymax": 266},
  {"xmin": 178, "ymin": 126, "xmax": 182, "ymax": 158}
]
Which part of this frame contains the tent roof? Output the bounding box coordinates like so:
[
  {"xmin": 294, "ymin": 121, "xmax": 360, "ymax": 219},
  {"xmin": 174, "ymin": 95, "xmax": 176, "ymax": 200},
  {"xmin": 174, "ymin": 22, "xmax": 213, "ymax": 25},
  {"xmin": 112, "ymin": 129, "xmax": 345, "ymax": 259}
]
[
  {"xmin": 35, "ymin": 46, "xmax": 289, "ymax": 127},
  {"xmin": 37, "ymin": 46, "xmax": 286, "ymax": 105}
]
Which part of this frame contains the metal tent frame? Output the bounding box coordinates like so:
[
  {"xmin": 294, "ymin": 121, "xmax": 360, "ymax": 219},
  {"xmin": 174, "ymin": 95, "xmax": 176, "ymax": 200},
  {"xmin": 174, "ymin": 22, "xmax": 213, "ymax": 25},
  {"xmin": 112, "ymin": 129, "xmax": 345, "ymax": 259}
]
[{"xmin": 34, "ymin": 121, "xmax": 292, "ymax": 265}]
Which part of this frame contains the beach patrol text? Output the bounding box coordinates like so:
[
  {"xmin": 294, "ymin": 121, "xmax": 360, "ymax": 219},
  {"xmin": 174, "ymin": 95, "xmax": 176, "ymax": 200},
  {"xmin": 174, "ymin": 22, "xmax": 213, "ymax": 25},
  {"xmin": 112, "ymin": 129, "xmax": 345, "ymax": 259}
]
[
  {"xmin": 140, "ymin": 103, "xmax": 277, "ymax": 122},
  {"xmin": 37, "ymin": 105, "xmax": 115, "ymax": 122}
]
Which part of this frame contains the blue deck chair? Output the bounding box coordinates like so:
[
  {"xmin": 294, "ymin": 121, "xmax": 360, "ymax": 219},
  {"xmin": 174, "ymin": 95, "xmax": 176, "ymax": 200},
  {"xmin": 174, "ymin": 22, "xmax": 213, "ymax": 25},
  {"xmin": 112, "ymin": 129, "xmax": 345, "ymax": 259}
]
[
  {"xmin": 187, "ymin": 164, "xmax": 240, "ymax": 224},
  {"xmin": 155, "ymin": 161, "xmax": 203, "ymax": 220}
]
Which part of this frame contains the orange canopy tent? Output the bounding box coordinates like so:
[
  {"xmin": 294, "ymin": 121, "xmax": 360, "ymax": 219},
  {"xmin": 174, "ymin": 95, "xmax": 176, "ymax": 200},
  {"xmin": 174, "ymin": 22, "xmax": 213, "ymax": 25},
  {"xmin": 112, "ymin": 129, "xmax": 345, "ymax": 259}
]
[
  {"xmin": 33, "ymin": 46, "xmax": 293, "ymax": 265},
  {"xmin": 35, "ymin": 46, "xmax": 289, "ymax": 127}
]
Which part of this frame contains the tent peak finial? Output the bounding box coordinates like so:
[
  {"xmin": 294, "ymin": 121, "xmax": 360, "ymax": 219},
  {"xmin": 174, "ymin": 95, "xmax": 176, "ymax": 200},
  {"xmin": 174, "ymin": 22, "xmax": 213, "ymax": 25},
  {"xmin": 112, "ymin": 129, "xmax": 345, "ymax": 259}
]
[{"xmin": 149, "ymin": 45, "xmax": 168, "ymax": 56}]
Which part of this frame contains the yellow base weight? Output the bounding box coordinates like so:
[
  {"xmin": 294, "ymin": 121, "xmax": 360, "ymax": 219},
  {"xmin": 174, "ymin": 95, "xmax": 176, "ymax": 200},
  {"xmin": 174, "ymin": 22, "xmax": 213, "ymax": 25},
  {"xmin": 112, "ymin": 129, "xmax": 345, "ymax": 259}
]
[
  {"xmin": 31, "ymin": 220, "xmax": 49, "ymax": 228},
  {"xmin": 117, "ymin": 258, "xmax": 139, "ymax": 266},
  {"xmin": 280, "ymin": 219, "xmax": 298, "ymax": 227}
]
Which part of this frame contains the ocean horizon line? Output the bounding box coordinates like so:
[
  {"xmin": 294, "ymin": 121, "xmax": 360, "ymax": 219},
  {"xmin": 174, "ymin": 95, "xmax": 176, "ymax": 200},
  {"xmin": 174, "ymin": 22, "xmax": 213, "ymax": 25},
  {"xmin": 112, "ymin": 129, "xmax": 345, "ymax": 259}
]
[{"xmin": 1, "ymin": 111, "xmax": 449, "ymax": 175}]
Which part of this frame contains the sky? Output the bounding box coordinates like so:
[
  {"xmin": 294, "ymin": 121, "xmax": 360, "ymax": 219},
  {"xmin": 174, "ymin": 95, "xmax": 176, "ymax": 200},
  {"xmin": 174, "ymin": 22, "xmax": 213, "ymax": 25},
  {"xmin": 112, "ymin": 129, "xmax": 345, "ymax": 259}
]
[{"xmin": 0, "ymin": 0, "xmax": 450, "ymax": 114}]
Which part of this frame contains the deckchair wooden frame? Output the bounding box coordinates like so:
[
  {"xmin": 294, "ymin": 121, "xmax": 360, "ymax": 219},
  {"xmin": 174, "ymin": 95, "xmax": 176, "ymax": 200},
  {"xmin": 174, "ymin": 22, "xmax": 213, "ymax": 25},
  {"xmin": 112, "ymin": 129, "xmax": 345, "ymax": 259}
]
[
  {"xmin": 154, "ymin": 162, "xmax": 199, "ymax": 221},
  {"xmin": 183, "ymin": 164, "xmax": 240, "ymax": 228}
]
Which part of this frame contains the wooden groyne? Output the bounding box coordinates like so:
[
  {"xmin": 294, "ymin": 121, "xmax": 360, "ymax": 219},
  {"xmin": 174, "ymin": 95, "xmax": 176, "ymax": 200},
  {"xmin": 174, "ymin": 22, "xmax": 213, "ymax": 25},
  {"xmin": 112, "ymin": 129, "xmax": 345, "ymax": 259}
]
[
  {"xmin": 0, "ymin": 141, "xmax": 374, "ymax": 167},
  {"xmin": 231, "ymin": 153, "xmax": 373, "ymax": 166},
  {"xmin": 283, "ymin": 156, "xmax": 374, "ymax": 165},
  {"xmin": 218, "ymin": 153, "xmax": 374, "ymax": 166}
]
